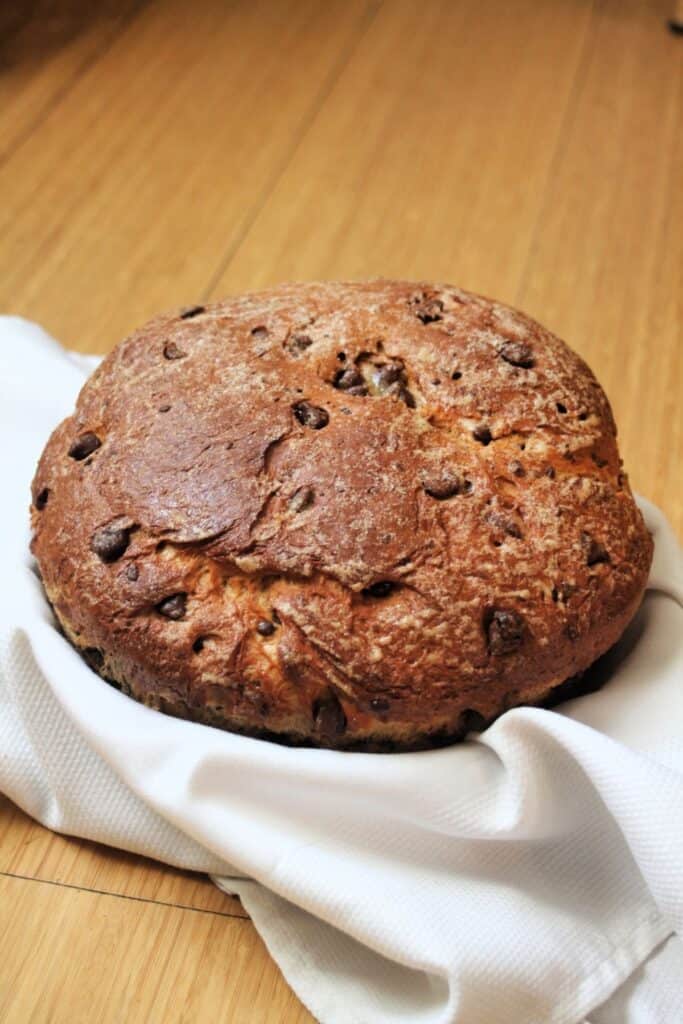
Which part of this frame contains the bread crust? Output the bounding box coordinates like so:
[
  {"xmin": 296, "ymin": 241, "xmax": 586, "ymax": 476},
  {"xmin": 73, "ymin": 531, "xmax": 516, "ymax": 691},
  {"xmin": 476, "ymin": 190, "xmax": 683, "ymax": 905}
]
[{"xmin": 30, "ymin": 281, "xmax": 653, "ymax": 750}]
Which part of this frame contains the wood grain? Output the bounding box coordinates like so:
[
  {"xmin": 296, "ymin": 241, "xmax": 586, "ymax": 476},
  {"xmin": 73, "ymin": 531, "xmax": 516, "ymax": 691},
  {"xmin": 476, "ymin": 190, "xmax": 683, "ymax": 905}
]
[
  {"xmin": 0, "ymin": 0, "xmax": 375, "ymax": 349},
  {"xmin": 0, "ymin": 874, "xmax": 313, "ymax": 1024},
  {"xmin": 0, "ymin": 0, "xmax": 144, "ymax": 163},
  {"xmin": 1, "ymin": 0, "xmax": 681, "ymax": 1020},
  {"xmin": 212, "ymin": 0, "xmax": 596, "ymax": 302}
]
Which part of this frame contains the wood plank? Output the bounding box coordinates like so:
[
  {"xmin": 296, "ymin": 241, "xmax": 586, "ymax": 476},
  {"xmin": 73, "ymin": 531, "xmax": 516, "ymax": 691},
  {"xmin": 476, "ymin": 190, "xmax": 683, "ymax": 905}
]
[
  {"xmin": 516, "ymin": 0, "xmax": 683, "ymax": 536},
  {"xmin": 0, "ymin": 796, "xmax": 245, "ymax": 918},
  {"xmin": 211, "ymin": 0, "xmax": 596, "ymax": 303},
  {"xmin": 0, "ymin": 0, "xmax": 375, "ymax": 351},
  {"xmin": 0, "ymin": 873, "xmax": 313, "ymax": 1024},
  {"xmin": 0, "ymin": 1, "xmax": 143, "ymax": 163}
]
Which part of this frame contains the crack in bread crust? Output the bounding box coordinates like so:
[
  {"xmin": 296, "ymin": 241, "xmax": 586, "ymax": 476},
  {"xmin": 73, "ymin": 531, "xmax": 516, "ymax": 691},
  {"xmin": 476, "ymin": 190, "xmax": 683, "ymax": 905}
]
[{"xmin": 30, "ymin": 280, "xmax": 653, "ymax": 750}]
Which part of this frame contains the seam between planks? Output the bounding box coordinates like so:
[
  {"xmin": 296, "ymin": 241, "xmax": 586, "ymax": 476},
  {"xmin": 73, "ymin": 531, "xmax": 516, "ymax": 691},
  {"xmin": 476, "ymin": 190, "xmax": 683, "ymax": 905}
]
[
  {"xmin": 514, "ymin": 0, "xmax": 603, "ymax": 307},
  {"xmin": 0, "ymin": 869, "xmax": 250, "ymax": 921},
  {"xmin": 202, "ymin": 0, "xmax": 385, "ymax": 300},
  {"xmin": 0, "ymin": 0, "xmax": 150, "ymax": 169}
]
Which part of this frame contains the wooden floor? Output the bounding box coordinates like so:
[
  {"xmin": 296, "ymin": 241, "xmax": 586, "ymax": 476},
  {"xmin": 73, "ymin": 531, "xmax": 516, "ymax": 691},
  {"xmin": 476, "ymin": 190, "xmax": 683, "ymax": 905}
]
[{"xmin": 0, "ymin": 1, "xmax": 680, "ymax": 1021}]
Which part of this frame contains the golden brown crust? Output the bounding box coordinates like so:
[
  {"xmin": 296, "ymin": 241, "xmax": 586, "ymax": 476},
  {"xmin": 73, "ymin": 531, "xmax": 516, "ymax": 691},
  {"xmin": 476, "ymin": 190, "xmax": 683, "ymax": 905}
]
[{"xmin": 30, "ymin": 280, "xmax": 653, "ymax": 750}]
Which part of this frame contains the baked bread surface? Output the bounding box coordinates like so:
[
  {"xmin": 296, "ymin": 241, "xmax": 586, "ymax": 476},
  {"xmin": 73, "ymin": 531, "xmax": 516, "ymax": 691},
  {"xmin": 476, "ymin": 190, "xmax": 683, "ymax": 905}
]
[{"xmin": 31, "ymin": 280, "xmax": 653, "ymax": 749}]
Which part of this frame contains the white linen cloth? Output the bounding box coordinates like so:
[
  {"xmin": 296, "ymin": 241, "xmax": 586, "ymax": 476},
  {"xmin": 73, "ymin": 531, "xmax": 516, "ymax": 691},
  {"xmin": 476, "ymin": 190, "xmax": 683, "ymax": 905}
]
[{"xmin": 1, "ymin": 316, "xmax": 682, "ymax": 1024}]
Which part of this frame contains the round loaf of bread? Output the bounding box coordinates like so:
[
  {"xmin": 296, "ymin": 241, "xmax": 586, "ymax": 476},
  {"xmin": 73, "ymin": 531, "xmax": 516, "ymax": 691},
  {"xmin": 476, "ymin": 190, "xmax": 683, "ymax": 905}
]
[{"xmin": 31, "ymin": 280, "xmax": 653, "ymax": 750}]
